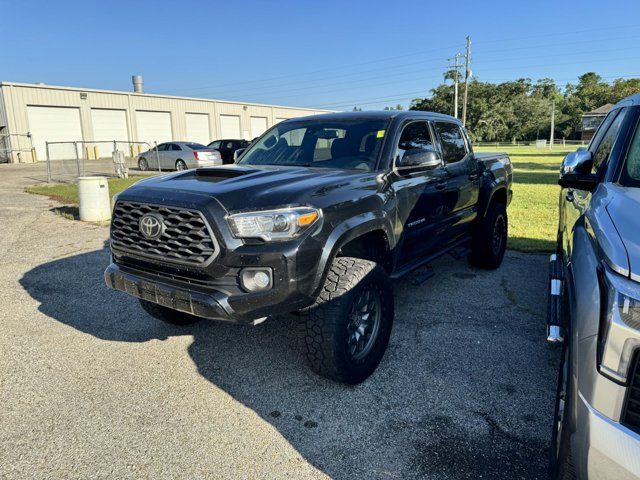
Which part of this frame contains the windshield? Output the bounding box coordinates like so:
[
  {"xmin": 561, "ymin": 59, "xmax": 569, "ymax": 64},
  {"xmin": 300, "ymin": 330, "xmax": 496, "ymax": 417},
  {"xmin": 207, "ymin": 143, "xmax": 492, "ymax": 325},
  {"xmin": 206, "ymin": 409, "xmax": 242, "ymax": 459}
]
[{"xmin": 238, "ymin": 119, "xmax": 389, "ymax": 171}]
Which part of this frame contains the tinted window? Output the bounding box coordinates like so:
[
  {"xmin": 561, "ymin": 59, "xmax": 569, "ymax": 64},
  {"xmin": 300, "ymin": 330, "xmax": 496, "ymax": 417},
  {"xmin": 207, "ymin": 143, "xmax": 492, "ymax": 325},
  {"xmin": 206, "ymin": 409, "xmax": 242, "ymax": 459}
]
[
  {"xmin": 591, "ymin": 108, "xmax": 626, "ymax": 173},
  {"xmin": 397, "ymin": 121, "xmax": 434, "ymax": 152},
  {"xmin": 621, "ymin": 118, "xmax": 640, "ymax": 188},
  {"xmin": 156, "ymin": 143, "xmax": 168, "ymax": 151},
  {"xmin": 186, "ymin": 143, "xmax": 207, "ymax": 150},
  {"xmin": 170, "ymin": 144, "xmax": 182, "ymax": 151},
  {"xmin": 588, "ymin": 110, "xmax": 619, "ymax": 152},
  {"xmin": 435, "ymin": 122, "xmax": 467, "ymax": 164}
]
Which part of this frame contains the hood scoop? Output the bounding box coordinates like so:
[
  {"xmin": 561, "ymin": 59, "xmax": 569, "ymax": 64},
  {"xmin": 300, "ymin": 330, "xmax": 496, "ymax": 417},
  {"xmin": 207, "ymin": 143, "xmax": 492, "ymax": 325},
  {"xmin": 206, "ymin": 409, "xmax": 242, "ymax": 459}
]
[{"xmin": 191, "ymin": 167, "xmax": 258, "ymax": 182}]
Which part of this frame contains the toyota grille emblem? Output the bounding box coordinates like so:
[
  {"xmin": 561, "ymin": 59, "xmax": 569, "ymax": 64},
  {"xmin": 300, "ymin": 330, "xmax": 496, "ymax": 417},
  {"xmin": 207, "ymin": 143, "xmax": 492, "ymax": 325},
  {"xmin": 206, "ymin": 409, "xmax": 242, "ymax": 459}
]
[{"xmin": 139, "ymin": 213, "xmax": 164, "ymax": 240}]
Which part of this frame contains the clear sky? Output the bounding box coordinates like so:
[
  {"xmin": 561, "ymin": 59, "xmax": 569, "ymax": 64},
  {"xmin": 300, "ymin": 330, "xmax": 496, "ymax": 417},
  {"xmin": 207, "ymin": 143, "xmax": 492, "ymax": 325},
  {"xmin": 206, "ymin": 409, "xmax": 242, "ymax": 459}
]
[{"xmin": 2, "ymin": 0, "xmax": 640, "ymax": 110}]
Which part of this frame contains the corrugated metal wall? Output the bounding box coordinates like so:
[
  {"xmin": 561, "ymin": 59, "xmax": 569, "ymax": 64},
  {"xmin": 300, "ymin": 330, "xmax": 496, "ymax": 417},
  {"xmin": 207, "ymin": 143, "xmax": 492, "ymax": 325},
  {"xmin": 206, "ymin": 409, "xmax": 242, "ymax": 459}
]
[{"xmin": 0, "ymin": 82, "xmax": 329, "ymax": 163}]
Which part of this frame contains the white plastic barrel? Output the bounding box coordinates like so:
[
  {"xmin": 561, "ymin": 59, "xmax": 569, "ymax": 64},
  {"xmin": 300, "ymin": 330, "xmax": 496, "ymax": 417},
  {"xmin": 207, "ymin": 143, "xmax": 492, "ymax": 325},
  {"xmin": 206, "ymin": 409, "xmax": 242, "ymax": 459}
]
[{"xmin": 78, "ymin": 176, "xmax": 111, "ymax": 222}]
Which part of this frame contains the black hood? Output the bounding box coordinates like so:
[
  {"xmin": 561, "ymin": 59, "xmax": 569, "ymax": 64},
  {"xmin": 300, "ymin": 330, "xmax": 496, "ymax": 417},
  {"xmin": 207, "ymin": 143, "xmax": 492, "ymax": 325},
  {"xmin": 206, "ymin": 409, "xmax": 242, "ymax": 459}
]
[{"xmin": 125, "ymin": 165, "xmax": 380, "ymax": 213}]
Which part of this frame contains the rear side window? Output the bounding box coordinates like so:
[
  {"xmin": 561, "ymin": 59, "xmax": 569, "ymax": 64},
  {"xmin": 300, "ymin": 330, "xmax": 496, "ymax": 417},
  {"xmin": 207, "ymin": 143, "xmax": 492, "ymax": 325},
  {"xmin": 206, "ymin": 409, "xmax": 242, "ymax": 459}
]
[
  {"xmin": 621, "ymin": 118, "xmax": 640, "ymax": 188},
  {"xmin": 170, "ymin": 144, "xmax": 182, "ymax": 151},
  {"xmin": 186, "ymin": 143, "xmax": 207, "ymax": 150},
  {"xmin": 591, "ymin": 108, "xmax": 627, "ymax": 173},
  {"xmin": 434, "ymin": 122, "xmax": 467, "ymax": 164}
]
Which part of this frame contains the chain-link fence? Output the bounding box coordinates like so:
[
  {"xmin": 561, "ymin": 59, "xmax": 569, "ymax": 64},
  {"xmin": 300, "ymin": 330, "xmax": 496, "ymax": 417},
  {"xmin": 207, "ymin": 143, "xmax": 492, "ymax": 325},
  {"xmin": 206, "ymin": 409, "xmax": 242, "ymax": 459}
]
[
  {"xmin": 0, "ymin": 133, "xmax": 36, "ymax": 163},
  {"xmin": 46, "ymin": 140, "xmax": 162, "ymax": 183}
]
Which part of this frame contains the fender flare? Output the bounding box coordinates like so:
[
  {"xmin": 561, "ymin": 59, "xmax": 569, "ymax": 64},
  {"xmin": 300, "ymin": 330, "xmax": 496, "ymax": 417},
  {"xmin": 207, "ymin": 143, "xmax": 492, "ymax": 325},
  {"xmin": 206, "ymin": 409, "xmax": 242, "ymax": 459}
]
[{"xmin": 309, "ymin": 212, "xmax": 395, "ymax": 297}]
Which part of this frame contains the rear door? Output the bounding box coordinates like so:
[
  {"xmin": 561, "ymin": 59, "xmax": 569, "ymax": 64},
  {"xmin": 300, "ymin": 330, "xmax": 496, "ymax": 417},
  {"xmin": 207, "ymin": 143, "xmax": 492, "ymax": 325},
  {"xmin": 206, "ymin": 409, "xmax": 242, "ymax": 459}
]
[
  {"xmin": 165, "ymin": 143, "xmax": 183, "ymax": 169},
  {"xmin": 433, "ymin": 121, "xmax": 479, "ymax": 241},
  {"xmin": 150, "ymin": 143, "xmax": 168, "ymax": 169}
]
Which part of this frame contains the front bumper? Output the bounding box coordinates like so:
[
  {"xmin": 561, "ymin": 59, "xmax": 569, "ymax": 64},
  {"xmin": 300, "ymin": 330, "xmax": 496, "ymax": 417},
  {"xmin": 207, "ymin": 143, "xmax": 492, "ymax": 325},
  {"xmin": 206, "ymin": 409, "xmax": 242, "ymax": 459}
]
[
  {"xmin": 104, "ymin": 262, "xmax": 313, "ymax": 323},
  {"xmin": 581, "ymin": 392, "xmax": 640, "ymax": 479}
]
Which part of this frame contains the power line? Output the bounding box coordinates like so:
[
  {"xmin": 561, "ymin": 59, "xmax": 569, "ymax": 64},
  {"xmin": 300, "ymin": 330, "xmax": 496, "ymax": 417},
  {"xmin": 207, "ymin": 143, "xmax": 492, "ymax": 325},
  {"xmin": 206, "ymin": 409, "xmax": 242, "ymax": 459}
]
[
  {"xmin": 306, "ymin": 73, "xmax": 640, "ymax": 110},
  {"xmin": 159, "ymin": 28, "xmax": 640, "ymax": 98}
]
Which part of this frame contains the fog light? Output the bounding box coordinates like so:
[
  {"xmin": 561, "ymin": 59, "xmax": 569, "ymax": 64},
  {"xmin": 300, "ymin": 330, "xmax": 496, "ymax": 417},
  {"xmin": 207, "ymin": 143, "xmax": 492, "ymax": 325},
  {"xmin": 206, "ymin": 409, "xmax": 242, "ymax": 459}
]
[{"xmin": 240, "ymin": 268, "xmax": 273, "ymax": 292}]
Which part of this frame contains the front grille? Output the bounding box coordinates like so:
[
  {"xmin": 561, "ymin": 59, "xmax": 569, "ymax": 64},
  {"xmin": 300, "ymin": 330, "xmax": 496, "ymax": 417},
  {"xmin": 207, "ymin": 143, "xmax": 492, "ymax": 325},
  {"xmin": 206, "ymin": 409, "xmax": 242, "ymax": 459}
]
[
  {"xmin": 622, "ymin": 351, "xmax": 640, "ymax": 433},
  {"xmin": 111, "ymin": 201, "xmax": 217, "ymax": 265}
]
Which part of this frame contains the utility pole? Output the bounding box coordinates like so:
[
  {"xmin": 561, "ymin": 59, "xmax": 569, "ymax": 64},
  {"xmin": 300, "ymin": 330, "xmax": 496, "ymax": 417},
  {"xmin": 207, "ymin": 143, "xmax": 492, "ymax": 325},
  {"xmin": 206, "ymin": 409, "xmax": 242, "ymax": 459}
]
[
  {"xmin": 550, "ymin": 100, "xmax": 555, "ymax": 150},
  {"xmin": 462, "ymin": 36, "xmax": 471, "ymax": 127},
  {"xmin": 448, "ymin": 53, "xmax": 462, "ymax": 118}
]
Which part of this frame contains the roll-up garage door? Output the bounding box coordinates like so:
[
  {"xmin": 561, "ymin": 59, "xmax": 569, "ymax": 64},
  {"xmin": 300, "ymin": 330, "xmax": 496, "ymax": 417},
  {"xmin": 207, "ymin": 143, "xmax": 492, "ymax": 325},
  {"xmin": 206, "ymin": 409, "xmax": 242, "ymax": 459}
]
[
  {"xmin": 250, "ymin": 117, "xmax": 268, "ymax": 138},
  {"xmin": 27, "ymin": 106, "xmax": 83, "ymax": 161},
  {"xmin": 136, "ymin": 111, "xmax": 172, "ymax": 146},
  {"xmin": 219, "ymin": 115, "xmax": 241, "ymax": 139},
  {"xmin": 185, "ymin": 113, "xmax": 211, "ymax": 145},
  {"xmin": 91, "ymin": 109, "xmax": 129, "ymax": 158}
]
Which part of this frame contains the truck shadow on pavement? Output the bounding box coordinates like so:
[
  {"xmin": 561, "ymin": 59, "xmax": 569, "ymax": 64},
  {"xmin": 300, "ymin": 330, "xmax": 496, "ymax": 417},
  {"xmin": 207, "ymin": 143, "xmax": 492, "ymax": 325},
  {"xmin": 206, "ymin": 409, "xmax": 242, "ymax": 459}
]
[{"xmin": 20, "ymin": 246, "xmax": 557, "ymax": 480}]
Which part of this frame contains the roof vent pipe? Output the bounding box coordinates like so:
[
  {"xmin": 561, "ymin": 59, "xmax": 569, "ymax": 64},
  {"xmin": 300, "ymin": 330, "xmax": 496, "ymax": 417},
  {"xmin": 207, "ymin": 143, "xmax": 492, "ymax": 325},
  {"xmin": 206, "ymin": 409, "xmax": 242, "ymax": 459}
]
[{"xmin": 132, "ymin": 75, "xmax": 144, "ymax": 93}]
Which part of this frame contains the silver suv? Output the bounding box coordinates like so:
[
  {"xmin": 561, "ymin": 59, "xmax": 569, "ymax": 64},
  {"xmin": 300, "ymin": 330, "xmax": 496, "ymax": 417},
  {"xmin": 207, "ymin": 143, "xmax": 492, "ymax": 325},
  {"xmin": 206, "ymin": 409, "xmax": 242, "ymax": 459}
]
[{"xmin": 549, "ymin": 93, "xmax": 640, "ymax": 479}]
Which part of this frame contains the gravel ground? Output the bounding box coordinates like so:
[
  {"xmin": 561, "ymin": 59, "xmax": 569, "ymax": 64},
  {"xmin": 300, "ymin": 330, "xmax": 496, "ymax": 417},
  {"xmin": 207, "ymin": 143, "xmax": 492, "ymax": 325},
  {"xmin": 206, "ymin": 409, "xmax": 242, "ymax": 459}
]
[{"xmin": 0, "ymin": 163, "xmax": 559, "ymax": 479}]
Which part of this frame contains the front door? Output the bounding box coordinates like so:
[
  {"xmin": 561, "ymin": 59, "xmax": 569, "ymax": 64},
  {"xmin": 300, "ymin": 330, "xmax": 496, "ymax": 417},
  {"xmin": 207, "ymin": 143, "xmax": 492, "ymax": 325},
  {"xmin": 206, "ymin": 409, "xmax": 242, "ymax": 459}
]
[
  {"xmin": 562, "ymin": 108, "xmax": 626, "ymax": 258},
  {"xmin": 393, "ymin": 120, "xmax": 449, "ymax": 266}
]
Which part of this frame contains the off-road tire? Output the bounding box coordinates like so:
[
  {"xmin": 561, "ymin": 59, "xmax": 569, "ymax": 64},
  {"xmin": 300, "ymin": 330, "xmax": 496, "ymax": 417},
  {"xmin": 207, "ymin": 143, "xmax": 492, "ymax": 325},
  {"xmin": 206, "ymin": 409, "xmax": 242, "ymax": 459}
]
[
  {"xmin": 302, "ymin": 257, "xmax": 394, "ymax": 384},
  {"xmin": 139, "ymin": 299, "xmax": 202, "ymax": 326},
  {"xmin": 138, "ymin": 157, "xmax": 148, "ymax": 171},
  {"xmin": 469, "ymin": 202, "xmax": 508, "ymax": 269}
]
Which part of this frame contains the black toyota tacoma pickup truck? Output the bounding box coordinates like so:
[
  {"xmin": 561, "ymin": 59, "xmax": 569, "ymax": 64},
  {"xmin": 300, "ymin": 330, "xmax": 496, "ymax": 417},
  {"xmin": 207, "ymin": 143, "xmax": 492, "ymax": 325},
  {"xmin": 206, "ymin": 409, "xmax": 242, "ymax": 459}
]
[{"xmin": 105, "ymin": 111, "xmax": 512, "ymax": 384}]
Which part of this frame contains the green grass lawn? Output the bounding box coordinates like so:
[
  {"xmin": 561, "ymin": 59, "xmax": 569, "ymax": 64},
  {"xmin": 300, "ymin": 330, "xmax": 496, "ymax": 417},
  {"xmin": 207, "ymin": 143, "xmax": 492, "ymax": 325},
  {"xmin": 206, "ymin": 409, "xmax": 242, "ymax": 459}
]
[
  {"xmin": 476, "ymin": 145, "xmax": 571, "ymax": 252},
  {"xmin": 27, "ymin": 146, "xmax": 570, "ymax": 252}
]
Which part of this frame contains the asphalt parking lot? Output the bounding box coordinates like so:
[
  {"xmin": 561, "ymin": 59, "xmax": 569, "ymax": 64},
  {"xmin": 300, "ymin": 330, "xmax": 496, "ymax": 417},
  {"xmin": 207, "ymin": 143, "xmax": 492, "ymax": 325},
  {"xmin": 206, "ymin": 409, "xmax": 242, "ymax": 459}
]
[{"xmin": 0, "ymin": 163, "xmax": 559, "ymax": 479}]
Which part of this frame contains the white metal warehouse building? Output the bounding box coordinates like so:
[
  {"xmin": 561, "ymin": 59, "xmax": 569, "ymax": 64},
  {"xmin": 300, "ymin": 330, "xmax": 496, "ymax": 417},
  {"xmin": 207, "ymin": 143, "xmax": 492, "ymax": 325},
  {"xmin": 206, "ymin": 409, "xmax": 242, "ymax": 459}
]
[{"xmin": 0, "ymin": 80, "xmax": 327, "ymax": 163}]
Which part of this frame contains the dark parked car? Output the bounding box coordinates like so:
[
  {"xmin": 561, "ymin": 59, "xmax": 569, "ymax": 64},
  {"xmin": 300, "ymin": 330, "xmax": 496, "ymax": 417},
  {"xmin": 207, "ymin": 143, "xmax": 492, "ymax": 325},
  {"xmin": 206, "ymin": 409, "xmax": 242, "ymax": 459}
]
[
  {"xmin": 207, "ymin": 139, "xmax": 250, "ymax": 164},
  {"xmin": 105, "ymin": 111, "xmax": 512, "ymax": 383},
  {"xmin": 548, "ymin": 93, "xmax": 640, "ymax": 479}
]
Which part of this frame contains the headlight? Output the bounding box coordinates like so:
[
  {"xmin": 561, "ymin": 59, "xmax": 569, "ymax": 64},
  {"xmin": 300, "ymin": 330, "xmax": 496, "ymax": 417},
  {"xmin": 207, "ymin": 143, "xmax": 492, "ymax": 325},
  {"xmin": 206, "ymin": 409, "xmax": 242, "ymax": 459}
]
[
  {"xmin": 226, "ymin": 207, "xmax": 321, "ymax": 241},
  {"xmin": 597, "ymin": 264, "xmax": 640, "ymax": 383}
]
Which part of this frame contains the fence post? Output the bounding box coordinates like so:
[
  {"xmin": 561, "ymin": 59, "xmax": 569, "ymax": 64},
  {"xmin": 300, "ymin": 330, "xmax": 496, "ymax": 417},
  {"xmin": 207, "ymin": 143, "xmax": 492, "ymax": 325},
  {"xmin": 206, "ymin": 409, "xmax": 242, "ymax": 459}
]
[
  {"xmin": 154, "ymin": 141, "xmax": 161, "ymax": 172},
  {"xmin": 46, "ymin": 142, "xmax": 51, "ymax": 183},
  {"xmin": 75, "ymin": 141, "xmax": 82, "ymax": 178}
]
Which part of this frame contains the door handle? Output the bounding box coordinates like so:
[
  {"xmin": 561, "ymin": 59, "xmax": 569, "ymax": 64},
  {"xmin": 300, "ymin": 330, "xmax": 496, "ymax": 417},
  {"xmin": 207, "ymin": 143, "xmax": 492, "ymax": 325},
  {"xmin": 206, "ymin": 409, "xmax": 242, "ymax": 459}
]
[
  {"xmin": 565, "ymin": 190, "xmax": 574, "ymax": 202},
  {"xmin": 435, "ymin": 181, "xmax": 447, "ymax": 191}
]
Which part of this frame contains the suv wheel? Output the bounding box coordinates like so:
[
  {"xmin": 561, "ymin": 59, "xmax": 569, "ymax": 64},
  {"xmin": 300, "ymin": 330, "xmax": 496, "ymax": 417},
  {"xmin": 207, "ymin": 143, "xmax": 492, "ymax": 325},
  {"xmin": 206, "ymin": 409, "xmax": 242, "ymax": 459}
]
[
  {"xmin": 138, "ymin": 157, "xmax": 148, "ymax": 171},
  {"xmin": 469, "ymin": 202, "xmax": 507, "ymax": 269},
  {"xmin": 139, "ymin": 299, "xmax": 201, "ymax": 326},
  {"xmin": 302, "ymin": 257, "xmax": 393, "ymax": 384},
  {"xmin": 175, "ymin": 159, "xmax": 187, "ymax": 171},
  {"xmin": 549, "ymin": 340, "xmax": 576, "ymax": 479}
]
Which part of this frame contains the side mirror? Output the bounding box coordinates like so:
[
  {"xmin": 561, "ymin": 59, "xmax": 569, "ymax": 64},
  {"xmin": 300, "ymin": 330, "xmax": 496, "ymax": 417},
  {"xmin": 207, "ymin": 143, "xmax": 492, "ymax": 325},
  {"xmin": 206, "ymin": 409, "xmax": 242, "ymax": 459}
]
[
  {"xmin": 233, "ymin": 148, "xmax": 246, "ymax": 161},
  {"xmin": 397, "ymin": 148, "xmax": 442, "ymax": 171},
  {"xmin": 560, "ymin": 149, "xmax": 592, "ymax": 176},
  {"xmin": 558, "ymin": 148, "xmax": 598, "ymax": 191},
  {"xmin": 558, "ymin": 172, "xmax": 599, "ymax": 191}
]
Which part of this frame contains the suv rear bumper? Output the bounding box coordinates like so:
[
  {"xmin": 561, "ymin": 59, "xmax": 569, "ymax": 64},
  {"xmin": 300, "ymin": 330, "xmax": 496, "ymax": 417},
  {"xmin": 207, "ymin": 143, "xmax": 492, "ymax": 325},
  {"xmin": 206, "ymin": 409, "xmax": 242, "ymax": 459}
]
[{"xmin": 104, "ymin": 262, "xmax": 313, "ymax": 323}]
